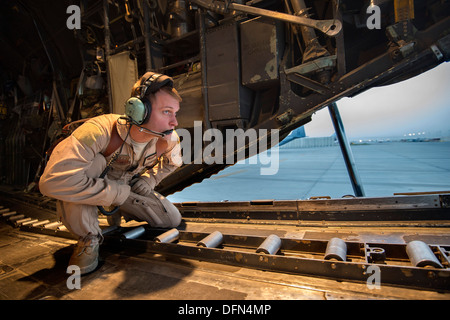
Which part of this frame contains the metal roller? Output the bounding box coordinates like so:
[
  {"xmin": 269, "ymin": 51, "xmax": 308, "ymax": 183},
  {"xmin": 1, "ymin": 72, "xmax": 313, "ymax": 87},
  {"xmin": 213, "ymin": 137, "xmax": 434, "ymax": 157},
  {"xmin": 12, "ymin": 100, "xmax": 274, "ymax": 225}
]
[
  {"xmin": 121, "ymin": 226, "xmax": 146, "ymax": 240},
  {"xmin": 256, "ymin": 234, "xmax": 282, "ymax": 255},
  {"xmin": 155, "ymin": 228, "xmax": 180, "ymax": 243},
  {"xmin": 197, "ymin": 231, "xmax": 223, "ymax": 248},
  {"xmin": 16, "ymin": 217, "xmax": 31, "ymax": 223},
  {"xmin": 44, "ymin": 222, "xmax": 63, "ymax": 229},
  {"xmin": 324, "ymin": 237, "xmax": 347, "ymax": 261},
  {"xmin": 32, "ymin": 220, "xmax": 50, "ymax": 227},
  {"xmin": 0, "ymin": 208, "xmax": 12, "ymax": 215},
  {"xmin": 406, "ymin": 240, "xmax": 443, "ymax": 268},
  {"xmin": 101, "ymin": 225, "xmax": 119, "ymax": 235},
  {"xmin": 2, "ymin": 211, "xmax": 17, "ymax": 218},
  {"xmin": 8, "ymin": 214, "xmax": 25, "ymax": 221},
  {"xmin": 57, "ymin": 225, "xmax": 68, "ymax": 232},
  {"xmin": 15, "ymin": 217, "xmax": 32, "ymax": 226},
  {"xmin": 21, "ymin": 219, "xmax": 39, "ymax": 226}
]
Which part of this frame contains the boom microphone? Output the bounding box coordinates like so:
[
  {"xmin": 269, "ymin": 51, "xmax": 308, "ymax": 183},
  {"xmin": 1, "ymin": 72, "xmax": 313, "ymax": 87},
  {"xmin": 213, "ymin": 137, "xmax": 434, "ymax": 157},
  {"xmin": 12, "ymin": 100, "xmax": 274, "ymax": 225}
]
[
  {"xmin": 138, "ymin": 126, "xmax": 173, "ymax": 137},
  {"xmin": 120, "ymin": 116, "xmax": 173, "ymax": 137}
]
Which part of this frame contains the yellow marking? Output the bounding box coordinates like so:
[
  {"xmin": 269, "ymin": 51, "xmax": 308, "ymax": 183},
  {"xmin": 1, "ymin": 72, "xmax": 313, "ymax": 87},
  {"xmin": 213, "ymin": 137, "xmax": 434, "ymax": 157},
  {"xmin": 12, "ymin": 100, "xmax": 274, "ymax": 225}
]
[{"xmin": 72, "ymin": 123, "xmax": 103, "ymax": 148}]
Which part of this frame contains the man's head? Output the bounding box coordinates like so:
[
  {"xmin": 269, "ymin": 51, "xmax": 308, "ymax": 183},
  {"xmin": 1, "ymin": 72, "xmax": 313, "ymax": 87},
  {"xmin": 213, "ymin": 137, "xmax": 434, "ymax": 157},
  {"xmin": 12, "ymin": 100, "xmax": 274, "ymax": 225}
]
[{"xmin": 127, "ymin": 72, "xmax": 182, "ymax": 142}]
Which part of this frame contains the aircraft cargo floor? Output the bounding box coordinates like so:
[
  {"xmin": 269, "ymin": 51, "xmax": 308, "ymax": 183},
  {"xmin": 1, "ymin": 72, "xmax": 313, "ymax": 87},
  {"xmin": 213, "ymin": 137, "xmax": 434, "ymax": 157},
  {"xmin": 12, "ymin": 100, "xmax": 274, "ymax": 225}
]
[{"xmin": 0, "ymin": 193, "xmax": 449, "ymax": 302}]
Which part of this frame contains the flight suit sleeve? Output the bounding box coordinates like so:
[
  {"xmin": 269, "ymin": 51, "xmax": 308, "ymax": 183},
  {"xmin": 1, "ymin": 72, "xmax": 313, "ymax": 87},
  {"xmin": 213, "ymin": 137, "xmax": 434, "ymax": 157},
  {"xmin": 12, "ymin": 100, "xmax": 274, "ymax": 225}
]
[
  {"xmin": 39, "ymin": 122, "xmax": 131, "ymax": 206},
  {"xmin": 140, "ymin": 136, "xmax": 183, "ymax": 190}
]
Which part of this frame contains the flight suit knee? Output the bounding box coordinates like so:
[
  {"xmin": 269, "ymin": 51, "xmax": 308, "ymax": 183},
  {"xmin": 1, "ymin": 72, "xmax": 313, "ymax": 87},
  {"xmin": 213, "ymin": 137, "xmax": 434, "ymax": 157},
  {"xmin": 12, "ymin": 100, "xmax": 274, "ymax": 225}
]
[{"xmin": 120, "ymin": 191, "xmax": 181, "ymax": 228}]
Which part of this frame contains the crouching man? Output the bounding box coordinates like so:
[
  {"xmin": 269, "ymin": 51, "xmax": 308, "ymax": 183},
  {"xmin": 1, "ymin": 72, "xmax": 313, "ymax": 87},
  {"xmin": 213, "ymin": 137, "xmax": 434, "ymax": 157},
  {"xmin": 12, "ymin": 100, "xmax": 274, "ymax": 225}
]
[{"xmin": 39, "ymin": 72, "xmax": 183, "ymax": 274}]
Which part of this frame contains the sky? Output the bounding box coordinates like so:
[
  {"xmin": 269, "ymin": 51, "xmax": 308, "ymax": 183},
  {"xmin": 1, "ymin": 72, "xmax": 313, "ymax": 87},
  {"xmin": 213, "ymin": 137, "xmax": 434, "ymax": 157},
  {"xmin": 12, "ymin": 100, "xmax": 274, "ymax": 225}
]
[{"xmin": 304, "ymin": 61, "xmax": 450, "ymax": 139}]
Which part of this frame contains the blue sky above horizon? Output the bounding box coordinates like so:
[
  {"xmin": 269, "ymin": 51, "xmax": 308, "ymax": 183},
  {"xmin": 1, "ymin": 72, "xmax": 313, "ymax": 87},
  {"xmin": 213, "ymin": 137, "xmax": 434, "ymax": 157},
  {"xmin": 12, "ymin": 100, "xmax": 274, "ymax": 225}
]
[{"xmin": 304, "ymin": 62, "xmax": 450, "ymax": 139}]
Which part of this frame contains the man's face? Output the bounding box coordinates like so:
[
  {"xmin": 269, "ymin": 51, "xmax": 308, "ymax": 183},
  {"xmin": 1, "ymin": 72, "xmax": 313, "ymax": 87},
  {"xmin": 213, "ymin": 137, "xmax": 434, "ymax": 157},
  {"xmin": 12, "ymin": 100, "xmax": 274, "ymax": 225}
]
[{"xmin": 132, "ymin": 89, "xmax": 180, "ymax": 142}]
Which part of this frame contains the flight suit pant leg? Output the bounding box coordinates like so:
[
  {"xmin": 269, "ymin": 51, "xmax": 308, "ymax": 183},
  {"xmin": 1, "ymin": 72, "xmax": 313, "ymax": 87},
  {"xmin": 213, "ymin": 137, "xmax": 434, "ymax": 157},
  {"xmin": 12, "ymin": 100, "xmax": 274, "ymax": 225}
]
[
  {"xmin": 119, "ymin": 191, "xmax": 182, "ymax": 228},
  {"xmin": 56, "ymin": 200, "xmax": 102, "ymax": 238},
  {"xmin": 56, "ymin": 153, "xmax": 107, "ymax": 238}
]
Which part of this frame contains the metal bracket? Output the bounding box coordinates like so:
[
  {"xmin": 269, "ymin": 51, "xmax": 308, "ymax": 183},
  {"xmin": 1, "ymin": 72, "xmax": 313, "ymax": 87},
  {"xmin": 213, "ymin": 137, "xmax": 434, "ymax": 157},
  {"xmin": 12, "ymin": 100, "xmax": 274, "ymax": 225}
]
[{"xmin": 431, "ymin": 44, "xmax": 444, "ymax": 61}]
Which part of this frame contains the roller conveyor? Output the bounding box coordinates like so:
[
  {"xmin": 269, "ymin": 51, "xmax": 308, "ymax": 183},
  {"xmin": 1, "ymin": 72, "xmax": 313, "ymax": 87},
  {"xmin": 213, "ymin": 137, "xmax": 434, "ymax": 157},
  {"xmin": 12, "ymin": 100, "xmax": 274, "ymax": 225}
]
[
  {"xmin": 2, "ymin": 192, "xmax": 450, "ymax": 295},
  {"xmin": 13, "ymin": 218, "xmax": 450, "ymax": 292},
  {"xmin": 104, "ymin": 226, "xmax": 450, "ymax": 292}
]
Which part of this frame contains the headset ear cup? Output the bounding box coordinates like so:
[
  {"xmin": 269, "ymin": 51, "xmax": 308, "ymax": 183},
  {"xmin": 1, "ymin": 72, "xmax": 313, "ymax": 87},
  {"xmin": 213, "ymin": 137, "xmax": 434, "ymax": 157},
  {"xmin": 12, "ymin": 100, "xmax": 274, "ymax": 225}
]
[
  {"xmin": 141, "ymin": 97, "xmax": 151, "ymax": 124},
  {"xmin": 125, "ymin": 97, "xmax": 147, "ymax": 125}
]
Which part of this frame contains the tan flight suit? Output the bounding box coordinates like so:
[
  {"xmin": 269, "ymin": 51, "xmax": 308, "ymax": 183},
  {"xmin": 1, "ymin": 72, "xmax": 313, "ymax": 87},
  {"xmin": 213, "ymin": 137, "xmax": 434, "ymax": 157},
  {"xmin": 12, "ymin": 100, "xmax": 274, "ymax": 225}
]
[{"xmin": 39, "ymin": 114, "xmax": 183, "ymax": 238}]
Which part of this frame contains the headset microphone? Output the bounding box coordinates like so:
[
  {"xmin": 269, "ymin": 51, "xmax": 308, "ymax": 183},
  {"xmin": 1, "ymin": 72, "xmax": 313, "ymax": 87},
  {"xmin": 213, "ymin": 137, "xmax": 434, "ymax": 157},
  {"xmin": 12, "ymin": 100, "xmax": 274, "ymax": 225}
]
[
  {"xmin": 120, "ymin": 116, "xmax": 173, "ymax": 138},
  {"xmin": 162, "ymin": 129, "xmax": 174, "ymax": 135},
  {"xmin": 137, "ymin": 125, "xmax": 173, "ymax": 137}
]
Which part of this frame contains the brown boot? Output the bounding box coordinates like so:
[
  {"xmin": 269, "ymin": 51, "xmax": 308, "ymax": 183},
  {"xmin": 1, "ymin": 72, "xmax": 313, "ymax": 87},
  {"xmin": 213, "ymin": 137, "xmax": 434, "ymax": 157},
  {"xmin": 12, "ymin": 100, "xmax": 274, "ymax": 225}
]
[{"xmin": 68, "ymin": 233, "xmax": 100, "ymax": 275}]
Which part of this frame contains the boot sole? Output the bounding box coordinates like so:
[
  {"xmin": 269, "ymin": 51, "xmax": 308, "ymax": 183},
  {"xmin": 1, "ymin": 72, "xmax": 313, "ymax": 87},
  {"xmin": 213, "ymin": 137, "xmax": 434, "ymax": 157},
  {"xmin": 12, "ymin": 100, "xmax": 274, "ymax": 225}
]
[{"xmin": 79, "ymin": 258, "xmax": 99, "ymax": 275}]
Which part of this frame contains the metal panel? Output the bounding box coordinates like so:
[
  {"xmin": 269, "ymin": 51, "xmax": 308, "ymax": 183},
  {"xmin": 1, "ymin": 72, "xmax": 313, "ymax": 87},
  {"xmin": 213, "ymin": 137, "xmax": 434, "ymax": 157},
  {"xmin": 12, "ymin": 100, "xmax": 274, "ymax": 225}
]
[
  {"xmin": 205, "ymin": 21, "xmax": 253, "ymax": 123},
  {"xmin": 240, "ymin": 17, "xmax": 284, "ymax": 90},
  {"xmin": 175, "ymin": 195, "xmax": 450, "ymax": 222}
]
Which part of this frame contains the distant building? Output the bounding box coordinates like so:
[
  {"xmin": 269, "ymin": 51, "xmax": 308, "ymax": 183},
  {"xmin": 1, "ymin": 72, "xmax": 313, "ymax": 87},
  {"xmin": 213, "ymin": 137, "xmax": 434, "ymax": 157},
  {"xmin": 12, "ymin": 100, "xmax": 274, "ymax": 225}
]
[{"xmin": 279, "ymin": 127, "xmax": 334, "ymax": 149}]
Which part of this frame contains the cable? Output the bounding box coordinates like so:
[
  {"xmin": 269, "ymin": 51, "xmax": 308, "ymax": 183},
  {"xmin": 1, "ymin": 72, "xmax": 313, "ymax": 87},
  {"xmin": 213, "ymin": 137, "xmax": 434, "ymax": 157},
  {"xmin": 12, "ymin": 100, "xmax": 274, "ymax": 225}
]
[{"xmin": 97, "ymin": 124, "xmax": 131, "ymax": 216}]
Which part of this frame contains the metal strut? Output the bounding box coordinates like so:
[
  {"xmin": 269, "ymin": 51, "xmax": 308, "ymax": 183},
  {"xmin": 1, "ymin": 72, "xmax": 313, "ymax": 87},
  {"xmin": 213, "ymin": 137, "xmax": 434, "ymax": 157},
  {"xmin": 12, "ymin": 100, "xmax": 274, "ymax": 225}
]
[
  {"xmin": 190, "ymin": 0, "xmax": 342, "ymax": 36},
  {"xmin": 328, "ymin": 102, "xmax": 365, "ymax": 197}
]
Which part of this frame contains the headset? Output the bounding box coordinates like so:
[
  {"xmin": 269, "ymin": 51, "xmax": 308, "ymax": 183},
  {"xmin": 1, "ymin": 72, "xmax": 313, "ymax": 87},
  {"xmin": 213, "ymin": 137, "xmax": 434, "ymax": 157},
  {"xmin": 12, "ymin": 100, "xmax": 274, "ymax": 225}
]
[{"xmin": 124, "ymin": 72, "xmax": 175, "ymax": 137}]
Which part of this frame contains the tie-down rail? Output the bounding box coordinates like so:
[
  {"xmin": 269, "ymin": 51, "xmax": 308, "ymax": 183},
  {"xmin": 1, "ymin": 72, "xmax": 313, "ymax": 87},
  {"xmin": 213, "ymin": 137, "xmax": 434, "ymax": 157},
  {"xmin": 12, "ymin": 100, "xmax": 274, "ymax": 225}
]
[{"xmin": 101, "ymin": 226, "xmax": 450, "ymax": 292}]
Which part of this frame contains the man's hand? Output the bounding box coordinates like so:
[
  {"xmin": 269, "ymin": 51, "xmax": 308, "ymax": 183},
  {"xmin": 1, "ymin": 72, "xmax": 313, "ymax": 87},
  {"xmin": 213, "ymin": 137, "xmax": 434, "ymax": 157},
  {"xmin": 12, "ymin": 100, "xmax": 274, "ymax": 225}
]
[{"xmin": 130, "ymin": 177, "xmax": 153, "ymax": 197}]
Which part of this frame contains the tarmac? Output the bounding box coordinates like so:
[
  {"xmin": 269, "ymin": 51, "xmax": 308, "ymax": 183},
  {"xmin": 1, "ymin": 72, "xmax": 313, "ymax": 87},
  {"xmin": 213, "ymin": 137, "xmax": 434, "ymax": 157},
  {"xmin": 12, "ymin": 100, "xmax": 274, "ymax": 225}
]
[{"xmin": 168, "ymin": 140, "xmax": 450, "ymax": 202}]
